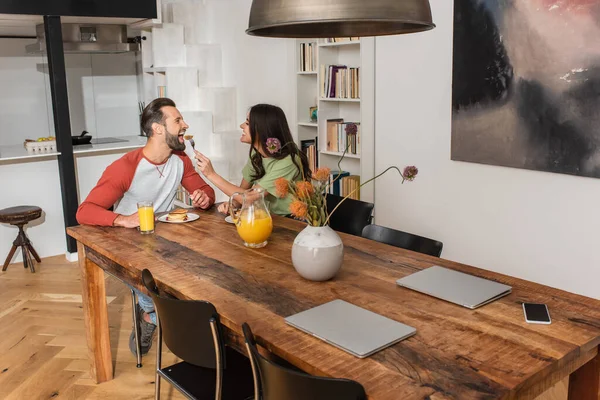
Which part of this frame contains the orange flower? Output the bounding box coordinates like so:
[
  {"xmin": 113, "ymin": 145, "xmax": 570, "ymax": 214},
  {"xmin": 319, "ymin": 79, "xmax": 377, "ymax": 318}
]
[
  {"xmin": 275, "ymin": 177, "xmax": 289, "ymax": 198},
  {"xmin": 295, "ymin": 181, "xmax": 314, "ymax": 199},
  {"xmin": 289, "ymin": 200, "xmax": 308, "ymax": 219},
  {"xmin": 313, "ymin": 167, "xmax": 331, "ymax": 182}
]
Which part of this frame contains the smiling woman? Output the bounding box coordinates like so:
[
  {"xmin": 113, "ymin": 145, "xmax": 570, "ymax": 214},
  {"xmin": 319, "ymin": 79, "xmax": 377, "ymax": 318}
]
[{"xmin": 194, "ymin": 103, "xmax": 311, "ymax": 216}]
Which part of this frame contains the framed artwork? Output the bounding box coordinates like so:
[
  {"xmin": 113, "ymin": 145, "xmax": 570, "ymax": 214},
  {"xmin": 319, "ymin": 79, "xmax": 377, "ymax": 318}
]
[{"xmin": 451, "ymin": 0, "xmax": 600, "ymax": 178}]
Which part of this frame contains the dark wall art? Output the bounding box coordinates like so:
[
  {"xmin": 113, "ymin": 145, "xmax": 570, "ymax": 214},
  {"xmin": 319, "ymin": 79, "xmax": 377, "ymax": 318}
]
[{"xmin": 451, "ymin": 0, "xmax": 600, "ymax": 178}]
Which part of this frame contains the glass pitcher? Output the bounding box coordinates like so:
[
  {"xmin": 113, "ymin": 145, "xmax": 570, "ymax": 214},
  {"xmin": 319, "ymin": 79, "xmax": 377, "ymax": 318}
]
[{"xmin": 229, "ymin": 187, "xmax": 273, "ymax": 248}]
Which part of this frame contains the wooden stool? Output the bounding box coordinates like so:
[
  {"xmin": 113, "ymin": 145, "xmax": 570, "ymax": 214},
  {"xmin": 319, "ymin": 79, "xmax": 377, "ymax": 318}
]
[{"xmin": 0, "ymin": 206, "xmax": 43, "ymax": 273}]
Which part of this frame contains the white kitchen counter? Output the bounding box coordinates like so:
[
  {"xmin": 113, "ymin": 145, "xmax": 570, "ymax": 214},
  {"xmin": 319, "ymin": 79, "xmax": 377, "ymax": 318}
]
[
  {"xmin": 0, "ymin": 135, "xmax": 147, "ymax": 162},
  {"xmin": 0, "ymin": 144, "xmax": 61, "ymax": 161}
]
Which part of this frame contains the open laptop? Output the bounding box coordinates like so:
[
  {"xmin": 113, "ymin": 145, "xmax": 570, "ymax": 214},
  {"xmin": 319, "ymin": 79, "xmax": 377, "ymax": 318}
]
[
  {"xmin": 285, "ymin": 299, "xmax": 416, "ymax": 358},
  {"xmin": 396, "ymin": 266, "xmax": 512, "ymax": 309}
]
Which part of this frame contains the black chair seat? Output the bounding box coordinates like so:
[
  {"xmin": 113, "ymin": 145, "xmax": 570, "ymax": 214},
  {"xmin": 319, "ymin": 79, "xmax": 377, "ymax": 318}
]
[
  {"xmin": 362, "ymin": 224, "xmax": 443, "ymax": 257},
  {"xmin": 142, "ymin": 269, "xmax": 256, "ymax": 400},
  {"xmin": 159, "ymin": 347, "xmax": 254, "ymax": 400},
  {"xmin": 326, "ymin": 194, "xmax": 374, "ymax": 237},
  {"xmin": 242, "ymin": 323, "xmax": 367, "ymax": 400}
]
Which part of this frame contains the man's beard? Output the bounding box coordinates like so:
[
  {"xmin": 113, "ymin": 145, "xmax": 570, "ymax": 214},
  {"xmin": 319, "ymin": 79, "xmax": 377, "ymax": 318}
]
[{"xmin": 165, "ymin": 129, "xmax": 186, "ymax": 151}]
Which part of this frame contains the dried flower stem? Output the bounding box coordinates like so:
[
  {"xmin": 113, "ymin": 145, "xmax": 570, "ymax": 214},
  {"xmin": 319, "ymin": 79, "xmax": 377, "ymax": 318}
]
[{"xmin": 324, "ymin": 166, "xmax": 406, "ymax": 226}]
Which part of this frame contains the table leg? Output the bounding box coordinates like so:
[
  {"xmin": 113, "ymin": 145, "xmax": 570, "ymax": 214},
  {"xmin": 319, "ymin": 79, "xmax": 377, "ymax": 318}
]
[
  {"xmin": 78, "ymin": 243, "xmax": 113, "ymax": 383},
  {"xmin": 568, "ymin": 348, "xmax": 600, "ymax": 400}
]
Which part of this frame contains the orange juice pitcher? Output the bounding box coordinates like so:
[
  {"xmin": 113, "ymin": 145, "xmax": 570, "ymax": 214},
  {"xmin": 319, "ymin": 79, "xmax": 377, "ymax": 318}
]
[{"xmin": 229, "ymin": 188, "xmax": 273, "ymax": 248}]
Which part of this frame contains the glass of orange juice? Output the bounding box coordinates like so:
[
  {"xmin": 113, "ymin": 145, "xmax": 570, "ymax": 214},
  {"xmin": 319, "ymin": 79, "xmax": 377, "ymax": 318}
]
[{"xmin": 137, "ymin": 201, "xmax": 155, "ymax": 234}]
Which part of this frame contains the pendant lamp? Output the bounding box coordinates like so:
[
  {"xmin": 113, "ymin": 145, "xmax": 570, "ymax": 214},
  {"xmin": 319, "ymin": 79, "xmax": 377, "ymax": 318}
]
[{"xmin": 246, "ymin": 0, "xmax": 435, "ymax": 38}]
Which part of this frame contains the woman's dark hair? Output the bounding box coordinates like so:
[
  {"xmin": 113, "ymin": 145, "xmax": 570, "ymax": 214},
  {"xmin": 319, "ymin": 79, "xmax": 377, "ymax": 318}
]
[
  {"xmin": 141, "ymin": 97, "xmax": 176, "ymax": 137},
  {"xmin": 248, "ymin": 104, "xmax": 311, "ymax": 181}
]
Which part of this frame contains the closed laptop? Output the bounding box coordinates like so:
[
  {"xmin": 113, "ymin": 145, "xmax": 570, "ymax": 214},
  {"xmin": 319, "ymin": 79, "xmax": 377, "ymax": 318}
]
[
  {"xmin": 285, "ymin": 299, "xmax": 416, "ymax": 358},
  {"xmin": 396, "ymin": 266, "xmax": 512, "ymax": 309}
]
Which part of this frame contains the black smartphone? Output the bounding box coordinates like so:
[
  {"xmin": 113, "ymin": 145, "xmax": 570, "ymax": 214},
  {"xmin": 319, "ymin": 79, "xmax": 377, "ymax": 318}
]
[{"xmin": 522, "ymin": 303, "xmax": 551, "ymax": 324}]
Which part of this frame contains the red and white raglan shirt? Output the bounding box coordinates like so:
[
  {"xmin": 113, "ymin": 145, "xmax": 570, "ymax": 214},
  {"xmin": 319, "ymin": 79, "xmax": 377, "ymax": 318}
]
[{"xmin": 76, "ymin": 148, "xmax": 215, "ymax": 226}]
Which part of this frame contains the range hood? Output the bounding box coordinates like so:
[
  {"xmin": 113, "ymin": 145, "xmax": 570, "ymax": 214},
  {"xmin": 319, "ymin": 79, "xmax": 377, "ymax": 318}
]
[{"xmin": 26, "ymin": 23, "xmax": 140, "ymax": 54}]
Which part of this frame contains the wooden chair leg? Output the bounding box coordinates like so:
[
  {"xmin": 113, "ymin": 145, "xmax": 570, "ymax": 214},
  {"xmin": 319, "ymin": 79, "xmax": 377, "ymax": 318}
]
[
  {"xmin": 130, "ymin": 289, "xmax": 142, "ymax": 368},
  {"xmin": 25, "ymin": 246, "xmax": 35, "ymax": 273},
  {"xmin": 2, "ymin": 245, "xmax": 17, "ymax": 271},
  {"xmin": 21, "ymin": 246, "xmax": 29, "ymax": 270},
  {"xmin": 27, "ymin": 243, "xmax": 41, "ymax": 263}
]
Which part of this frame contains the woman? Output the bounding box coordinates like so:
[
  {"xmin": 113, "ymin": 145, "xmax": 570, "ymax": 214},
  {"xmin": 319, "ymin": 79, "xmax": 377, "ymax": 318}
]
[{"xmin": 194, "ymin": 103, "xmax": 310, "ymax": 215}]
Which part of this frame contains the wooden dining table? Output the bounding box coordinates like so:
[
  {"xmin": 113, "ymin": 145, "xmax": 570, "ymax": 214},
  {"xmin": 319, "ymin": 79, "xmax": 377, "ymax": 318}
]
[{"xmin": 67, "ymin": 208, "xmax": 600, "ymax": 400}]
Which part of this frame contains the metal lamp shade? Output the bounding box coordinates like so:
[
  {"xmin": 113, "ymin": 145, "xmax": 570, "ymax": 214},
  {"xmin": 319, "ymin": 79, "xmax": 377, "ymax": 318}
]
[{"xmin": 246, "ymin": 0, "xmax": 435, "ymax": 38}]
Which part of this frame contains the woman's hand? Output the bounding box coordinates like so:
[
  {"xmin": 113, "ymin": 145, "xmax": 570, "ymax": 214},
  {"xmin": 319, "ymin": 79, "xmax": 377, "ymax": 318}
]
[
  {"xmin": 194, "ymin": 151, "xmax": 216, "ymax": 178},
  {"xmin": 217, "ymin": 202, "xmax": 229, "ymax": 215}
]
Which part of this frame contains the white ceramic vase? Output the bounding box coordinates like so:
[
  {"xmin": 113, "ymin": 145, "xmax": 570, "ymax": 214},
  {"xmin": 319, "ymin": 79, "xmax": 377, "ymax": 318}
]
[{"xmin": 291, "ymin": 225, "xmax": 344, "ymax": 281}]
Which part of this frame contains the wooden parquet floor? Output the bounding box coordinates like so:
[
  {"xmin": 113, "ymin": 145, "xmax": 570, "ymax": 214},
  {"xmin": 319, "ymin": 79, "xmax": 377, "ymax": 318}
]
[{"xmin": 0, "ymin": 256, "xmax": 568, "ymax": 400}]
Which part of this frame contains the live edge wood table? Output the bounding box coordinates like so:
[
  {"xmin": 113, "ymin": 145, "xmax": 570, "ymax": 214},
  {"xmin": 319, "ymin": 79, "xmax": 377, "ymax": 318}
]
[{"xmin": 67, "ymin": 209, "xmax": 600, "ymax": 400}]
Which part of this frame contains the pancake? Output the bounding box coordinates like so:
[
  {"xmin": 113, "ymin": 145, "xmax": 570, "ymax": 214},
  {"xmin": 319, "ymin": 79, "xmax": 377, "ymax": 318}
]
[{"xmin": 167, "ymin": 208, "xmax": 188, "ymax": 222}]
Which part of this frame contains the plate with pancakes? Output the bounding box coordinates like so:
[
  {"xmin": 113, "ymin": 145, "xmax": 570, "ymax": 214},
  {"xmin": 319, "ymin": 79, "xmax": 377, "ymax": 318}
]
[{"xmin": 158, "ymin": 208, "xmax": 199, "ymax": 224}]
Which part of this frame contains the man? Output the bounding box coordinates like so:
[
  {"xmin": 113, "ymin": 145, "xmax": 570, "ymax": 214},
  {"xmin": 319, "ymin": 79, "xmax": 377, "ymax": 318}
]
[{"xmin": 77, "ymin": 97, "xmax": 215, "ymax": 356}]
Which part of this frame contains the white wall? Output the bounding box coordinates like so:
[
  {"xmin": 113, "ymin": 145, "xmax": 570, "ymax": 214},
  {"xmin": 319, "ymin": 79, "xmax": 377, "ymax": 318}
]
[
  {"xmin": 374, "ymin": 0, "xmax": 600, "ymax": 299},
  {"xmin": 0, "ymin": 159, "xmax": 66, "ymax": 263},
  {"xmin": 204, "ymin": 0, "xmax": 295, "ymax": 127},
  {"xmin": 0, "ymin": 38, "xmax": 139, "ymax": 146},
  {"xmin": 0, "ymin": 39, "xmax": 54, "ymax": 145},
  {"xmin": 0, "ymin": 150, "xmax": 129, "ymax": 264}
]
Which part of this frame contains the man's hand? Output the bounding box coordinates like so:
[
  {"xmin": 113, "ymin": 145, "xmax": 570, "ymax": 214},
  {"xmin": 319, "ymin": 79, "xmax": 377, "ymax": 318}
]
[
  {"xmin": 191, "ymin": 189, "xmax": 211, "ymax": 209},
  {"xmin": 113, "ymin": 213, "xmax": 140, "ymax": 228}
]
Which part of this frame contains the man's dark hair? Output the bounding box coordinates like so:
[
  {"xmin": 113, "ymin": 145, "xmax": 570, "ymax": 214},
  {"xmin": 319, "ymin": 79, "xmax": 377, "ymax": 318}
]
[{"xmin": 141, "ymin": 97, "xmax": 176, "ymax": 137}]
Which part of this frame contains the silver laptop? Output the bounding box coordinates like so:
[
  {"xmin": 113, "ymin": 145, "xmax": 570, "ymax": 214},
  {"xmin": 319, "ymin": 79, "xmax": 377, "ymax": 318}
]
[
  {"xmin": 396, "ymin": 266, "xmax": 512, "ymax": 309},
  {"xmin": 285, "ymin": 299, "xmax": 416, "ymax": 358}
]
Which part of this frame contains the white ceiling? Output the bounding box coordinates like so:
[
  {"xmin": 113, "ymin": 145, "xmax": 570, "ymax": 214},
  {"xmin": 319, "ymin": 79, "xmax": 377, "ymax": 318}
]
[{"xmin": 0, "ymin": 14, "xmax": 146, "ymax": 36}]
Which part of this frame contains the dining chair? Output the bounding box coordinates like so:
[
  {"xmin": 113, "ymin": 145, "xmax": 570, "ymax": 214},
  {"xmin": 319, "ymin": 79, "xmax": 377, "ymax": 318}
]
[
  {"xmin": 361, "ymin": 224, "xmax": 443, "ymax": 257},
  {"xmin": 326, "ymin": 194, "xmax": 374, "ymax": 237},
  {"xmin": 242, "ymin": 323, "xmax": 367, "ymax": 400},
  {"xmin": 141, "ymin": 269, "xmax": 255, "ymax": 400}
]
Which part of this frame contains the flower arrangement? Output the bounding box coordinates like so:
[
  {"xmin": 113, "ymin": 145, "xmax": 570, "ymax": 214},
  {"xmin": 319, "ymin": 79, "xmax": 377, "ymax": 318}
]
[{"xmin": 274, "ymin": 141, "xmax": 418, "ymax": 226}]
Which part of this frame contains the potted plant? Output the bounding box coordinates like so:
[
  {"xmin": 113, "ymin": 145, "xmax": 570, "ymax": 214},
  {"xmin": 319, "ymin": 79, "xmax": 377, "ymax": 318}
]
[{"xmin": 275, "ymin": 152, "xmax": 418, "ymax": 281}]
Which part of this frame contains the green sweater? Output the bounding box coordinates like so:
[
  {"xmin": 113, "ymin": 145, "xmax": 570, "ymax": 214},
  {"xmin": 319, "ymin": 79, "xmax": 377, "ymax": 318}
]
[{"xmin": 242, "ymin": 154, "xmax": 302, "ymax": 216}]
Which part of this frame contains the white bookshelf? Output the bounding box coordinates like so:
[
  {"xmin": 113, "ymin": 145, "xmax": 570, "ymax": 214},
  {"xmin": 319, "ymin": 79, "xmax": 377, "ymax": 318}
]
[
  {"xmin": 293, "ymin": 38, "xmax": 374, "ymax": 203},
  {"xmin": 318, "ymin": 41, "xmax": 361, "ymax": 48},
  {"xmin": 319, "ymin": 98, "xmax": 361, "ymax": 103},
  {"xmin": 298, "ymin": 122, "xmax": 318, "ymax": 128}
]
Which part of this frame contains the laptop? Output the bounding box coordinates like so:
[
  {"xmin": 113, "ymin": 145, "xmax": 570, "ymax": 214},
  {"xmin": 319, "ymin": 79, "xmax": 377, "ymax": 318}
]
[
  {"xmin": 285, "ymin": 299, "xmax": 416, "ymax": 358},
  {"xmin": 396, "ymin": 266, "xmax": 512, "ymax": 309}
]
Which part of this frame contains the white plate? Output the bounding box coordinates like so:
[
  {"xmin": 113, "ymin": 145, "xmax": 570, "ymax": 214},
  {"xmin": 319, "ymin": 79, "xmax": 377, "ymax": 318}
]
[
  {"xmin": 158, "ymin": 212, "xmax": 199, "ymax": 224},
  {"xmin": 224, "ymin": 215, "xmax": 234, "ymax": 224}
]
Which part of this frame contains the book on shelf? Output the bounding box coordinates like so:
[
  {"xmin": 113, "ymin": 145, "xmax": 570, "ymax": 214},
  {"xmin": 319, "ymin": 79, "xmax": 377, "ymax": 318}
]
[
  {"xmin": 326, "ymin": 119, "xmax": 360, "ymax": 155},
  {"xmin": 340, "ymin": 175, "xmax": 360, "ymax": 200},
  {"xmin": 320, "ymin": 65, "xmax": 359, "ymax": 99},
  {"xmin": 299, "ymin": 42, "xmax": 317, "ymax": 72},
  {"xmin": 301, "ymin": 137, "xmax": 318, "ymax": 174},
  {"xmin": 328, "ymin": 171, "xmax": 350, "ymax": 195},
  {"xmin": 325, "ymin": 37, "xmax": 360, "ymax": 43}
]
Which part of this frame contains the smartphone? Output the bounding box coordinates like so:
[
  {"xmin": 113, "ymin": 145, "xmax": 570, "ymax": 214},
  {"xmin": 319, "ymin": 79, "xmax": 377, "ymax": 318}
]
[{"xmin": 522, "ymin": 303, "xmax": 551, "ymax": 324}]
